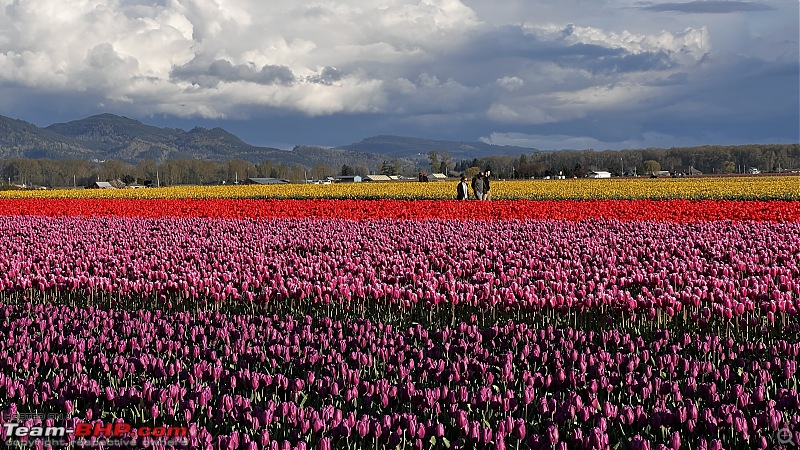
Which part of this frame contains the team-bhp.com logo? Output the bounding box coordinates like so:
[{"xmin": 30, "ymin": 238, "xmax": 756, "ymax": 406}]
[{"xmin": 3, "ymin": 420, "xmax": 188, "ymax": 446}]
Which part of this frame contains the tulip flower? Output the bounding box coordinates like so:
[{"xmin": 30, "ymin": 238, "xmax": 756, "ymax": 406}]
[
  {"xmin": 669, "ymin": 431, "xmax": 680, "ymax": 450},
  {"xmin": 546, "ymin": 425, "xmax": 559, "ymax": 445},
  {"xmin": 0, "ymin": 201, "xmax": 797, "ymax": 450}
]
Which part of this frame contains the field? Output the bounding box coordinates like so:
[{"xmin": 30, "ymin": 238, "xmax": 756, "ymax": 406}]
[{"xmin": 0, "ymin": 176, "xmax": 798, "ymax": 450}]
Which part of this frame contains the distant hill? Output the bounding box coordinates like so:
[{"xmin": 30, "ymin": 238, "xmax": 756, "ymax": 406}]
[
  {"xmin": 0, "ymin": 115, "xmax": 94, "ymax": 160},
  {"xmin": 0, "ymin": 113, "xmax": 539, "ymax": 169},
  {"xmin": 43, "ymin": 114, "xmax": 313, "ymax": 164},
  {"xmin": 337, "ymin": 135, "xmax": 538, "ymax": 160},
  {"xmin": 292, "ymin": 146, "xmax": 388, "ymax": 170},
  {"xmin": 0, "ymin": 113, "xmax": 399, "ymax": 168}
]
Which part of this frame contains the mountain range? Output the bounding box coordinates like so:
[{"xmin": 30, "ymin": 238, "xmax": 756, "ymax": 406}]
[{"xmin": 0, "ymin": 113, "xmax": 536, "ymax": 168}]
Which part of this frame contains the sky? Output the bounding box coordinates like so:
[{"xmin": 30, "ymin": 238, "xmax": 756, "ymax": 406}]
[{"xmin": 0, "ymin": 0, "xmax": 797, "ymax": 151}]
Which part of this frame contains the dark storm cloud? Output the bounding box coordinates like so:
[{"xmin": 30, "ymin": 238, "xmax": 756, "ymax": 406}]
[
  {"xmin": 641, "ymin": 1, "xmax": 773, "ymax": 14},
  {"xmin": 461, "ymin": 25, "xmax": 619, "ymax": 61},
  {"xmin": 584, "ymin": 50, "xmax": 677, "ymax": 74},
  {"xmin": 458, "ymin": 25, "xmax": 677, "ymax": 75},
  {"xmin": 306, "ymin": 66, "xmax": 346, "ymax": 85},
  {"xmin": 491, "ymin": 54, "xmax": 799, "ymax": 147},
  {"xmin": 171, "ymin": 59, "xmax": 296, "ymax": 86}
]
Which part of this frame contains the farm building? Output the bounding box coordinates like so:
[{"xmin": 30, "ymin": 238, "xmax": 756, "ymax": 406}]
[
  {"xmin": 334, "ymin": 175, "xmax": 362, "ymax": 183},
  {"xmin": 87, "ymin": 181, "xmax": 116, "ymax": 189},
  {"xmin": 430, "ymin": 173, "xmax": 448, "ymax": 181},
  {"xmin": 363, "ymin": 175, "xmax": 392, "ymax": 182},
  {"xmin": 674, "ymin": 166, "xmax": 702, "ymax": 176},
  {"xmin": 587, "ymin": 171, "xmax": 612, "ymax": 179}
]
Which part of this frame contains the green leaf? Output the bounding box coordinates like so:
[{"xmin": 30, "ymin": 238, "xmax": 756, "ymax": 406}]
[{"xmin": 299, "ymin": 393, "xmax": 308, "ymax": 408}]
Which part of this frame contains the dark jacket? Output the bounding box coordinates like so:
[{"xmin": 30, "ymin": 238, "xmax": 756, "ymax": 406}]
[{"xmin": 457, "ymin": 181, "xmax": 469, "ymax": 200}]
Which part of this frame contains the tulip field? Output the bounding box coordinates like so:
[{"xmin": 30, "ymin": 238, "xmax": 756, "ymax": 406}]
[
  {"xmin": 2, "ymin": 175, "xmax": 799, "ymax": 200},
  {"xmin": 0, "ymin": 177, "xmax": 799, "ymax": 450}
]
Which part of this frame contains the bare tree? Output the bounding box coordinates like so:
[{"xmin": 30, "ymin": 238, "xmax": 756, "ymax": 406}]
[
  {"xmin": 427, "ymin": 150, "xmax": 439, "ymax": 173},
  {"xmin": 135, "ymin": 159, "xmax": 158, "ymax": 185},
  {"xmin": 98, "ymin": 160, "xmax": 133, "ymax": 182},
  {"xmin": 2, "ymin": 158, "xmax": 41, "ymax": 186},
  {"xmin": 309, "ymin": 162, "xmax": 334, "ymax": 180}
]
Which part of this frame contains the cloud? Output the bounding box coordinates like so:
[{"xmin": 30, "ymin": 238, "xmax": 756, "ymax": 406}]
[
  {"xmin": 487, "ymin": 102, "xmax": 555, "ymax": 124},
  {"xmin": 496, "ymin": 76, "xmax": 524, "ymax": 91},
  {"xmin": 481, "ymin": 132, "xmax": 629, "ymax": 151},
  {"xmin": 171, "ymin": 58, "xmax": 296, "ymax": 86},
  {"xmin": 0, "ymin": 0, "xmax": 481, "ymax": 118},
  {"xmin": 640, "ymin": 1, "xmax": 774, "ymax": 14},
  {"xmin": 466, "ymin": 24, "xmax": 713, "ymax": 129},
  {"xmin": 0, "ymin": 0, "xmax": 795, "ymax": 148},
  {"xmin": 306, "ymin": 66, "xmax": 345, "ymax": 85},
  {"xmin": 479, "ymin": 130, "xmax": 741, "ymax": 151},
  {"xmin": 385, "ymin": 73, "xmax": 482, "ymax": 115}
]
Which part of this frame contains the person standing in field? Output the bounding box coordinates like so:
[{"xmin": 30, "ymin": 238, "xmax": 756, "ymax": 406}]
[
  {"xmin": 457, "ymin": 175, "xmax": 470, "ymax": 200},
  {"xmin": 483, "ymin": 170, "xmax": 491, "ymax": 200},
  {"xmin": 472, "ymin": 172, "xmax": 484, "ymax": 200}
]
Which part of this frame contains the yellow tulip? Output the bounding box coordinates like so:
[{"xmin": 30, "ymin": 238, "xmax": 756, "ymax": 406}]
[{"xmin": 1, "ymin": 176, "xmax": 798, "ymax": 200}]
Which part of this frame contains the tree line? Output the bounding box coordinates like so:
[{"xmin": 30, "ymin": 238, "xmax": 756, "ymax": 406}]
[
  {"xmin": 0, "ymin": 158, "xmax": 344, "ymax": 188},
  {"xmin": 1, "ymin": 143, "xmax": 797, "ymax": 188},
  {"xmin": 451, "ymin": 144, "xmax": 799, "ymax": 180}
]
